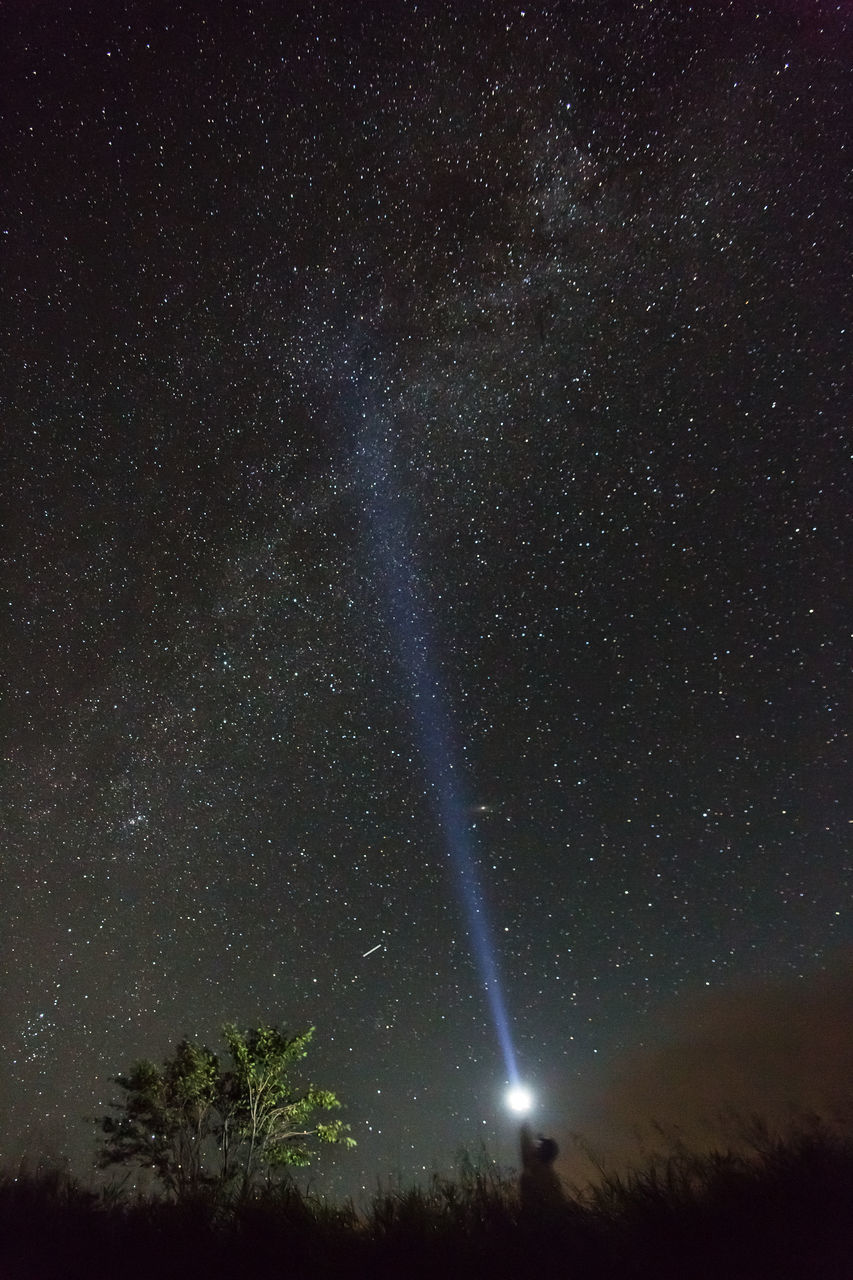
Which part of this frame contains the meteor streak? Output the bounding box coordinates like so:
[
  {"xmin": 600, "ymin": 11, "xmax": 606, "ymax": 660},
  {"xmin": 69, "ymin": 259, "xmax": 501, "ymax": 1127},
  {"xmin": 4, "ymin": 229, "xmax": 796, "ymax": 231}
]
[{"xmin": 362, "ymin": 943, "xmax": 382, "ymax": 958}]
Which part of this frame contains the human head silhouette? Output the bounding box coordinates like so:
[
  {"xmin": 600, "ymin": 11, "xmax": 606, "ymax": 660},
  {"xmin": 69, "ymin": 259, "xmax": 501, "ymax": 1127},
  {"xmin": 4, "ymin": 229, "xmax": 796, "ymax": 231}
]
[{"xmin": 535, "ymin": 1135, "xmax": 558, "ymax": 1165}]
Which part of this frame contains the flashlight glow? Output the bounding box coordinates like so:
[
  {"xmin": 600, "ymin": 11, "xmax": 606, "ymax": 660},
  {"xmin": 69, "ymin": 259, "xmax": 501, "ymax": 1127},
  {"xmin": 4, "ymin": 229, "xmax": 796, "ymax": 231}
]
[{"xmin": 505, "ymin": 1084, "xmax": 534, "ymax": 1115}]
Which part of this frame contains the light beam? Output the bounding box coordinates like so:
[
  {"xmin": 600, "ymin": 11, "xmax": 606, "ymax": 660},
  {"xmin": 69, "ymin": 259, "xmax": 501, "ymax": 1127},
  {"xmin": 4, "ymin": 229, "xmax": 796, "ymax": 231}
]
[{"xmin": 357, "ymin": 394, "xmax": 522, "ymax": 1090}]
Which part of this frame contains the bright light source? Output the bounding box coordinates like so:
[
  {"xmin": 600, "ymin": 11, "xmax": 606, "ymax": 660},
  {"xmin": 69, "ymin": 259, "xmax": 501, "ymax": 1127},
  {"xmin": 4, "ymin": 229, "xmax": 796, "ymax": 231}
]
[{"xmin": 505, "ymin": 1084, "xmax": 534, "ymax": 1115}]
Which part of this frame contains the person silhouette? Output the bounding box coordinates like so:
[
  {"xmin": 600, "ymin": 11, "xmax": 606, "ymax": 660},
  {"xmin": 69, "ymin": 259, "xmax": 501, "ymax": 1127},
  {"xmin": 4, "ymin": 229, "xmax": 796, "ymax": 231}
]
[{"xmin": 519, "ymin": 1123, "xmax": 565, "ymax": 1215}]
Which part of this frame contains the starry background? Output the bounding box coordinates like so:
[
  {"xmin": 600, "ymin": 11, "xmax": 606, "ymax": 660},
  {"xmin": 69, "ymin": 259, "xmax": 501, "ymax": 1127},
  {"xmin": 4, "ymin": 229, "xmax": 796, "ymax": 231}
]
[{"xmin": 1, "ymin": 0, "xmax": 850, "ymax": 1198}]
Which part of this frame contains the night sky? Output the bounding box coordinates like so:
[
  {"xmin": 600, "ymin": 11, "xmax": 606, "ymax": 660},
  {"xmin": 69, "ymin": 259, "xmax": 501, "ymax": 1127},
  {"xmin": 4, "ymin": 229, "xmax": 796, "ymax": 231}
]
[{"xmin": 1, "ymin": 0, "xmax": 850, "ymax": 1198}]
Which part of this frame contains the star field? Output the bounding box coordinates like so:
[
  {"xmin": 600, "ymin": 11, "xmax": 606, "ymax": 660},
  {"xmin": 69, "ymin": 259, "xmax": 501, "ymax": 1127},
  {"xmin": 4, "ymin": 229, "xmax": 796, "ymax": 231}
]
[{"xmin": 1, "ymin": 0, "xmax": 850, "ymax": 1195}]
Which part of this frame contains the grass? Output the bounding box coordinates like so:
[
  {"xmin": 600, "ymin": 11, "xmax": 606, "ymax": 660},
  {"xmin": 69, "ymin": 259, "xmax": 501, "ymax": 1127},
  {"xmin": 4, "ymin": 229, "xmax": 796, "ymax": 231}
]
[{"xmin": 1, "ymin": 1117, "xmax": 852, "ymax": 1278}]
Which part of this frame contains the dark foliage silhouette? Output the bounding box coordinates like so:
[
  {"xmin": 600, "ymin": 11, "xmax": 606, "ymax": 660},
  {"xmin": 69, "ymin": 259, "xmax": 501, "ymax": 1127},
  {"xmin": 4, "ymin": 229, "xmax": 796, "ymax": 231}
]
[{"xmin": 2, "ymin": 1116, "xmax": 852, "ymax": 1279}]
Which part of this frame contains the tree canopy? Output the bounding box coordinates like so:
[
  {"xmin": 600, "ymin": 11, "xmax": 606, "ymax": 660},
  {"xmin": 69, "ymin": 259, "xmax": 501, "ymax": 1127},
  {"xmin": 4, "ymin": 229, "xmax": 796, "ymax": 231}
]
[{"xmin": 98, "ymin": 1023, "xmax": 355, "ymax": 1198}]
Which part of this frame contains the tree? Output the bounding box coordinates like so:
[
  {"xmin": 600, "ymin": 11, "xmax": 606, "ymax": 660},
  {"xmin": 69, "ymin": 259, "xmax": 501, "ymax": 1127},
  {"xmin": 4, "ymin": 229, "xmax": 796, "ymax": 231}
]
[
  {"xmin": 98, "ymin": 1040, "xmax": 220, "ymax": 1199},
  {"xmin": 220, "ymin": 1024, "xmax": 353, "ymax": 1188},
  {"xmin": 98, "ymin": 1023, "xmax": 355, "ymax": 1198}
]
